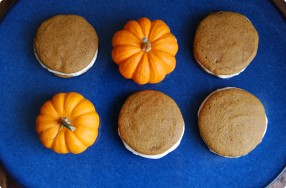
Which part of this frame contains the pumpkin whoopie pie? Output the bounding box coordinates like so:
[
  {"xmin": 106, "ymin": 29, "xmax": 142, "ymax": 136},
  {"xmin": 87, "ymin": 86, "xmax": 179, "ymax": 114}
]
[
  {"xmin": 118, "ymin": 90, "xmax": 184, "ymax": 159},
  {"xmin": 34, "ymin": 15, "xmax": 98, "ymax": 78},
  {"xmin": 198, "ymin": 87, "xmax": 267, "ymax": 158},
  {"xmin": 193, "ymin": 11, "xmax": 259, "ymax": 78}
]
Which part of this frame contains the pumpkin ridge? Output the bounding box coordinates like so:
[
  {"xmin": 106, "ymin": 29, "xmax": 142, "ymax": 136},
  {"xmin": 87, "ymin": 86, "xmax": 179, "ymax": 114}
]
[
  {"xmin": 39, "ymin": 112, "xmax": 58, "ymax": 119},
  {"xmin": 149, "ymin": 52, "xmax": 167, "ymax": 83},
  {"xmin": 51, "ymin": 95, "xmax": 64, "ymax": 117},
  {"xmin": 41, "ymin": 101, "xmax": 60, "ymax": 119},
  {"xmin": 152, "ymin": 49, "xmax": 176, "ymax": 62},
  {"xmin": 112, "ymin": 30, "xmax": 141, "ymax": 47},
  {"xmin": 148, "ymin": 20, "xmax": 170, "ymax": 42},
  {"xmin": 38, "ymin": 124, "xmax": 60, "ymax": 135},
  {"xmin": 69, "ymin": 98, "xmax": 88, "ymax": 116},
  {"xmin": 123, "ymin": 20, "xmax": 144, "ymax": 40},
  {"xmin": 150, "ymin": 33, "xmax": 173, "ymax": 43},
  {"xmin": 119, "ymin": 52, "xmax": 143, "ymax": 79},
  {"xmin": 149, "ymin": 51, "xmax": 169, "ymax": 70},
  {"xmin": 113, "ymin": 43, "xmax": 140, "ymax": 48},
  {"xmin": 70, "ymin": 102, "xmax": 97, "ymax": 121},
  {"xmin": 50, "ymin": 127, "xmax": 64, "ymax": 147},
  {"xmin": 122, "ymin": 30, "xmax": 142, "ymax": 45},
  {"xmin": 51, "ymin": 129, "xmax": 68, "ymax": 153},
  {"xmin": 71, "ymin": 111, "xmax": 99, "ymax": 124},
  {"xmin": 112, "ymin": 45, "xmax": 142, "ymax": 64},
  {"xmin": 149, "ymin": 33, "xmax": 178, "ymax": 57},
  {"xmin": 72, "ymin": 131, "xmax": 90, "ymax": 147},
  {"xmin": 39, "ymin": 126, "xmax": 61, "ymax": 149},
  {"xmin": 73, "ymin": 124, "xmax": 98, "ymax": 132},
  {"xmin": 64, "ymin": 131, "xmax": 88, "ymax": 153},
  {"xmin": 118, "ymin": 51, "xmax": 143, "ymax": 65},
  {"xmin": 72, "ymin": 110, "xmax": 97, "ymax": 119},
  {"xmin": 148, "ymin": 21, "xmax": 158, "ymax": 39},
  {"xmin": 137, "ymin": 17, "xmax": 151, "ymax": 39},
  {"xmin": 132, "ymin": 52, "xmax": 149, "ymax": 81},
  {"xmin": 146, "ymin": 53, "xmax": 154, "ymax": 82},
  {"xmin": 152, "ymin": 49, "xmax": 172, "ymax": 55},
  {"xmin": 63, "ymin": 92, "xmax": 85, "ymax": 117},
  {"xmin": 36, "ymin": 114, "xmax": 59, "ymax": 127},
  {"xmin": 151, "ymin": 50, "xmax": 176, "ymax": 73}
]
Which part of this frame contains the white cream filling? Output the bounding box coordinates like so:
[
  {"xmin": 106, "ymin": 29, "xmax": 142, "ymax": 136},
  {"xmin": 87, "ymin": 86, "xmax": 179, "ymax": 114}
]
[
  {"xmin": 118, "ymin": 125, "xmax": 185, "ymax": 159},
  {"xmin": 196, "ymin": 59, "xmax": 246, "ymax": 79},
  {"xmin": 198, "ymin": 87, "xmax": 268, "ymax": 158},
  {"xmin": 34, "ymin": 48, "xmax": 98, "ymax": 77}
]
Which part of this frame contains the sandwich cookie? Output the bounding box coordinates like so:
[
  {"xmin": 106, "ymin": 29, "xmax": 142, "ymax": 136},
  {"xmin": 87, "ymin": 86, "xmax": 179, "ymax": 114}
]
[
  {"xmin": 118, "ymin": 90, "xmax": 185, "ymax": 159},
  {"xmin": 34, "ymin": 15, "xmax": 99, "ymax": 78},
  {"xmin": 193, "ymin": 11, "xmax": 259, "ymax": 78},
  {"xmin": 198, "ymin": 87, "xmax": 267, "ymax": 158}
]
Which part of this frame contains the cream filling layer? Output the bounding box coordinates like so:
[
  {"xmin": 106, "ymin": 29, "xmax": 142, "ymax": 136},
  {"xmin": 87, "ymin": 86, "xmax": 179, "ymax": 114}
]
[
  {"xmin": 118, "ymin": 125, "xmax": 185, "ymax": 159},
  {"xmin": 196, "ymin": 59, "xmax": 246, "ymax": 79},
  {"xmin": 198, "ymin": 87, "xmax": 268, "ymax": 158},
  {"xmin": 34, "ymin": 48, "xmax": 98, "ymax": 77}
]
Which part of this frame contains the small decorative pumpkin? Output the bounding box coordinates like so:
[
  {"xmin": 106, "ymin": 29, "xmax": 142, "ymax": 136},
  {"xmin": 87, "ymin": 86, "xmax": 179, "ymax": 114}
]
[
  {"xmin": 112, "ymin": 17, "xmax": 178, "ymax": 84},
  {"xmin": 36, "ymin": 92, "xmax": 100, "ymax": 154}
]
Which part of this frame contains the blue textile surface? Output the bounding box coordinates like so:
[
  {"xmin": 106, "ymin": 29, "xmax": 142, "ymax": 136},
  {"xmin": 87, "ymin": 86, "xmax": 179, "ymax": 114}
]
[{"xmin": 0, "ymin": 0, "xmax": 285, "ymax": 187}]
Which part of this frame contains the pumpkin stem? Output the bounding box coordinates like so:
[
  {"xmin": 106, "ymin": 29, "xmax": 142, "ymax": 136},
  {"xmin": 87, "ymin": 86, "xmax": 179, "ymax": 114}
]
[
  {"xmin": 60, "ymin": 117, "xmax": 76, "ymax": 131},
  {"xmin": 141, "ymin": 37, "xmax": 151, "ymax": 52}
]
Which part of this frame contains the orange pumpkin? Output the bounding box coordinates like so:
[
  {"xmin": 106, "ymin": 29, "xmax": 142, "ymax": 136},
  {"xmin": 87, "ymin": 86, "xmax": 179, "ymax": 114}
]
[
  {"xmin": 112, "ymin": 17, "xmax": 178, "ymax": 84},
  {"xmin": 36, "ymin": 92, "xmax": 100, "ymax": 154}
]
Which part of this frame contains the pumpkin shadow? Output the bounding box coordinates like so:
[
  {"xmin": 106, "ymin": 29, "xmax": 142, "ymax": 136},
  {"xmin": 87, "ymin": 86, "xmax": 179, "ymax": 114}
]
[
  {"xmin": 96, "ymin": 19, "xmax": 126, "ymax": 61},
  {"xmin": 17, "ymin": 93, "xmax": 52, "ymax": 146}
]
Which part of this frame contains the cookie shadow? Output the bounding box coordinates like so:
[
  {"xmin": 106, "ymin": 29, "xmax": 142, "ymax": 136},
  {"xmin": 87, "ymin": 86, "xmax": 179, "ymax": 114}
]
[
  {"xmin": 105, "ymin": 91, "xmax": 135, "ymax": 149},
  {"xmin": 187, "ymin": 89, "xmax": 213, "ymax": 149},
  {"xmin": 183, "ymin": 12, "xmax": 213, "ymax": 75},
  {"xmin": 25, "ymin": 17, "xmax": 46, "ymax": 68}
]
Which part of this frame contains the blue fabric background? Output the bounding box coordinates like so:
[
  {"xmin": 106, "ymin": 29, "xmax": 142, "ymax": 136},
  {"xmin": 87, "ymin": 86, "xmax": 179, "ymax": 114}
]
[{"xmin": 0, "ymin": 0, "xmax": 285, "ymax": 187}]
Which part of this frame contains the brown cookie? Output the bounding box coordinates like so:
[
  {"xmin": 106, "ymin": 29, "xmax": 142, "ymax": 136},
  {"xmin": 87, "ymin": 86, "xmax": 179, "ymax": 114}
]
[
  {"xmin": 193, "ymin": 12, "xmax": 259, "ymax": 78},
  {"xmin": 34, "ymin": 15, "xmax": 98, "ymax": 78},
  {"xmin": 118, "ymin": 90, "xmax": 184, "ymax": 159},
  {"xmin": 198, "ymin": 87, "xmax": 267, "ymax": 158}
]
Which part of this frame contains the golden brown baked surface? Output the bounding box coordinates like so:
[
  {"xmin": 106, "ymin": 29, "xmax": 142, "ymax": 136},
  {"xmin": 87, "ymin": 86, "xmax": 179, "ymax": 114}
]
[
  {"xmin": 198, "ymin": 88, "xmax": 266, "ymax": 157},
  {"xmin": 34, "ymin": 15, "xmax": 98, "ymax": 74},
  {"xmin": 118, "ymin": 90, "xmax": 184, "ymax": 155},
  {"xmin": 193, "ymin": 12, "xmax": 259, "ymax": 76}
]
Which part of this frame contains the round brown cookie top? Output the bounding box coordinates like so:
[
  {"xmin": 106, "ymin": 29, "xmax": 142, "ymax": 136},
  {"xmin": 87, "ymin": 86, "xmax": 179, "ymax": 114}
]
[
  {"xmin": 198, "ymin": 88, "xmax": 266, "ymax": 157},
  {"xmin": 193, "ymin": 11, "xmax": 259, "ymax": 76},
  {"xmin": 34, "ymin": 15, "xmax": 98, "ymax": 74},
  {"xmin": 118, "ymin": 90, "xmax": 184, "ymax": 155}
]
